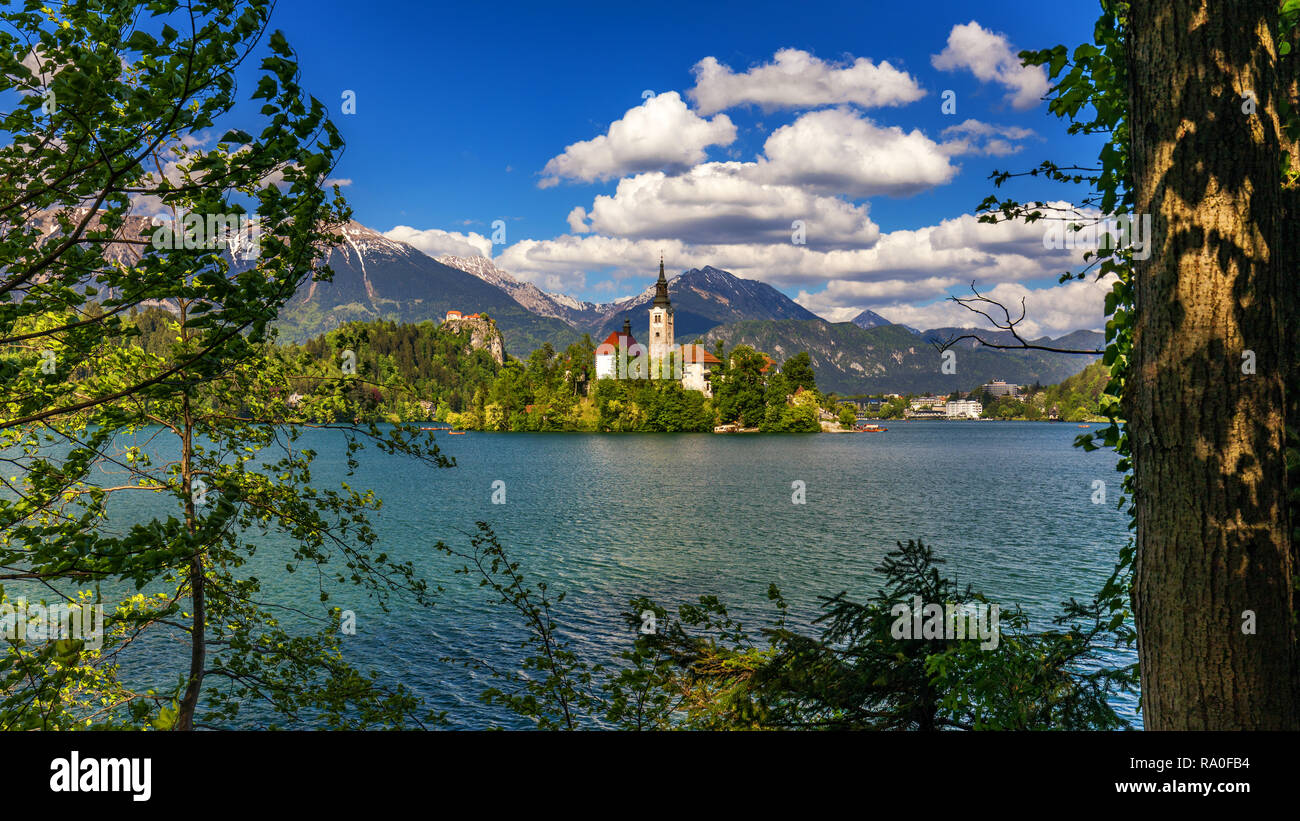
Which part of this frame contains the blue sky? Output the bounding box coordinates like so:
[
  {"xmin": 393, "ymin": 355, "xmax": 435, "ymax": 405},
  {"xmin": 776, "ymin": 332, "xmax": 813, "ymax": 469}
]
[{"xmin": 267, "ymin": 0, "xmax": 1110, "ymax": 334}]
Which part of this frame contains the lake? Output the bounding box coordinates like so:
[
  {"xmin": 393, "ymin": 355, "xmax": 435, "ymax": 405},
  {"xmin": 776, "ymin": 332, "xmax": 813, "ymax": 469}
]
[{"xmin": 10, "ymin": 421, "xmax": 1141, "ymax": 728}]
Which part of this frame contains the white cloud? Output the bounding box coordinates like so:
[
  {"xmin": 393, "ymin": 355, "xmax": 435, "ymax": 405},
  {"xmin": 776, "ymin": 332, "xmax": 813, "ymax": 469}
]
[
  {"xmin": 750, "ymin": 108, "xmax": 958, "ymax": 197},
  {"xmin": 383, "ymin": 225, "xmax": 493, "ymax": 259},
  {"xmin": 538, "ymin": 91, "xmax": 736, "ymax": 187},
  {"xmin": 566, "ymin": 206, "xmax": 591, "ymax": 233},
  {"xmin": 931, "ymin": 21, "xmax": 1049, "ymax": 110},
  {"xmin": 939, "ymin": 118, "xmax": 1037, "ymax": 156},
  {"xmin": 558, "ymin": 107, "xmax": 966, "ymax": 248},
  {"xmin": 854, "ymin": 275, "xmax": 1116, "ymax": 337},
  {"xmin": 485, "ymin": 205, "xmax": 1088, "ymax": 294},
  {"xmin": 688, "ymin": 48, "xmax": 926, "ymax": 115},
  {"xmin": 579, "ymin": 165, "xmax": 880, "ymax": 249},
  {"xmin": 493, "ymin": 235, "xmax": 694, "ymax": 292},
  {"xmin": 794, "ymin": 276, "xmax": 967, "ymax": 321}
]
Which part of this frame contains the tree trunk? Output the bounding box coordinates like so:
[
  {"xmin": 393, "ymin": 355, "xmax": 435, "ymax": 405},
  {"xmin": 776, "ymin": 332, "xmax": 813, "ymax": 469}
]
[
  {"xmin": 1126, "ymin": 0, "xmax": 1298, "ymax": 728},
  {"xmin": 1279, "ymin": 4, "xmax": 1300, "ymax": 653}
]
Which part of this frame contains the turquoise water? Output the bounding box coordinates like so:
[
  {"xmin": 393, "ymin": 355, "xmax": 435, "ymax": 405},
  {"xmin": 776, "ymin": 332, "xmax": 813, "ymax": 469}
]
[{"xmin": 9, "ymin": 421, "xmax": 1140, "ymax": 727}]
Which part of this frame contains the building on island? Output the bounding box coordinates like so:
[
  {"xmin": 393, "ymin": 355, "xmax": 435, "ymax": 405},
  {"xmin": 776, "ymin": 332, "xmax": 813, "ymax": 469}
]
[
  {"xmin": 592, "ymin": 260, "xmax": 726, "ymax": 394},
  {"xmin": 594, "ymin": 318, "xmax": 640, "ymax": 380},
  {"xmin": 648, "ymin": 257, "xmax": 674, "ymax": 365},
  {"xmin": 680, "ymin": 343, "xmax": 722, "ymax": 396}
]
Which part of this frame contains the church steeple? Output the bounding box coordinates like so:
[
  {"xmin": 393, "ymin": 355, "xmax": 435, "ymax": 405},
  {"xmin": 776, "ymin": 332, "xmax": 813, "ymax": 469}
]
[
  {"xmin": 652, "ymin": 255, "xmax": 671, "ymax": 308},
  {"xmin": 648, "ymin": 254, "xmax": 675, "ymax": 374}
]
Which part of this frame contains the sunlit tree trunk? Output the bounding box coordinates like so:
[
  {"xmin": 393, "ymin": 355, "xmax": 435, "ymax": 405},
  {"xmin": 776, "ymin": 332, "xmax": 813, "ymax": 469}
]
[{"xmin": 1125, "ymin": 0, "xmax": 1298, "ymax": 728}]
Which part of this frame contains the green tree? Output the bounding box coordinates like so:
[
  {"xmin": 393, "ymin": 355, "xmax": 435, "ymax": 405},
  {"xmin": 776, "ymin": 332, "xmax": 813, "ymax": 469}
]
[
  {"xmin": 780, "ymin": 351, "xmax": 817, "ymax": 394},
  {"xmin": 714, "ymin": 345, "xmax": 767, "ymax": 427},
  {"xmin": 972, "ymin": 0, "xmax": 1300, "ymax": 726},
  {"xmin": 0, "ymin": 0, "xmax": 442, "ymax": 729},
  {"xmin": 454, "ymin": 529, "xmax": 1135, "ymax": 730}
]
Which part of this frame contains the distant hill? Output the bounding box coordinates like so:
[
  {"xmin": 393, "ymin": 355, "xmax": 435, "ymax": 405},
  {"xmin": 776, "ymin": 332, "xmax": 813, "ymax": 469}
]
[
  {"xmin": 276, "ymin": 223, "xmax": 580, "ymax": 353},
  {"xmin": 851, "ymin": 309, "xmax": 893, "ymax": 329},
  {"xmin": 703, "ymin": 319, "xmax": 1104, "ymax": 395},
  {"xmin": 436, "ymin": 254, "xmax": 610, "ymax": 329},
  {"xmin": 595, "ymin": 265, "xmax": 820, "ymax": 340}
]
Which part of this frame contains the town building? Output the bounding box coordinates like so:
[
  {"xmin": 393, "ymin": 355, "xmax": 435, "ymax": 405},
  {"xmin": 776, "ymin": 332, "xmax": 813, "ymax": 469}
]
[
  {"xmin": 909, "ymin": 395, "xmax": 947, "ymax": 412},
  {"xmin": 981, "ymin": 379, "xmax": 1020, "ymax": 397},
  {"xmin": 945, "ymin": 399, "xmax": 983, "ymax": 419}
]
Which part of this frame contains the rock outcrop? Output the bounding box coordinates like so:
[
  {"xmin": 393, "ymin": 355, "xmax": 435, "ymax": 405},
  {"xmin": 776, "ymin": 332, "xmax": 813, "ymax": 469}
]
[{"xmin": 443, "ymin": 313, "xmax": 505, "ymax": 365}]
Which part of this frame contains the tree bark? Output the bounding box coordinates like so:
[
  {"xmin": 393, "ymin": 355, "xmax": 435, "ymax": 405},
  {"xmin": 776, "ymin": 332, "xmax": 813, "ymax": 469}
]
[{"xmin": 1126, "ymin": 0, "xmax": 1298, "ymax": 728}]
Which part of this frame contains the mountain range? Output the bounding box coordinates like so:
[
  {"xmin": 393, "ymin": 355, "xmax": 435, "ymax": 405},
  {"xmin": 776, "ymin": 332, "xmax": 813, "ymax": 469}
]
[
  {"xmin": 702, "ymin": 320, "xmax": 1103, "ymax": 395},
  {"xmin": 41, "ymin": 212, "xmax": 1102, "ymax": 394},
  {"xmin": 276, "ymin": 221, "xmax": 1103, "ymax": 394},
  {"xmin": 275, "ymin": 223, "xmax": 580, "ymax": 353}
]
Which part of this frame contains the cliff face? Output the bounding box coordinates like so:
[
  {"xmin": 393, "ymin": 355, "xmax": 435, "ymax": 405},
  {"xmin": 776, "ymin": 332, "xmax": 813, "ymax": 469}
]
[{"xmin": 443, "ymin": 314, "xmax": 505, "ymax": 365}]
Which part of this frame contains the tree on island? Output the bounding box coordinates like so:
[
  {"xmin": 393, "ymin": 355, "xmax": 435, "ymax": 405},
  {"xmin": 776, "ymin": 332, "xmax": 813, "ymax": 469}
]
[
  {"xmin": 780, "ymin": 351, "xmax": 818, "ymax": 394},
  {"xmin": 714, "ymin": 345, "xmax": 768, "ymax": 427}
]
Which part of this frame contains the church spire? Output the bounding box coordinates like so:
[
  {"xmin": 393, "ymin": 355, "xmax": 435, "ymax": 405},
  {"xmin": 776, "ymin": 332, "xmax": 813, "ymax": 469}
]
[{"xmin": 652, "ymin": 254, "xmax": 671, "ymax": 308}]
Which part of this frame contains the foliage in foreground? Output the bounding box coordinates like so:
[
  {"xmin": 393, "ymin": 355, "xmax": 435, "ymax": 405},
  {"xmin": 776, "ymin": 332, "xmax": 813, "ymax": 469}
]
[
  {"xmin": 444, "ymin": 523, "xmax": 1137, "ymax": 730},
  {"xmin": 0, "ymin": 0, "xmax": 444, "ymax": 730}
]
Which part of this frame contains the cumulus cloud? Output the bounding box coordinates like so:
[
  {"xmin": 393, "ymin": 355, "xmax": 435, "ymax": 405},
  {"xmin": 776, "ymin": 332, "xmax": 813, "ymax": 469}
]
[
  {"xmin": 557, "ymin": 107, "xmax": 965, "ymax": 248},
  {"xmin": 750, "ymin": 108, "xmax": 958, "ymax": 197},
  {"xmin": 383, "ymin": 225, "xmax": 493, "ymax": 259},
  {"xmin": 482, "ymin": 205, "xmax": 1088, "ymax": 295},
  {"xmin": 848, "ymin": 275, "xmax": 1117, "ymax": 337},
  {"xmin": 688, "ymin": 48, "xmax": 926, "ymax": 114},
  {"xmin": 939, "ymin": 118, "xmax": 1037, "ymax": 156},
  {"xmin": 493, "ymin": 235, "xmax": 694, "ymax": 292},
  {"xmin": 931, "ymin": 21, "xmax": 1049, "ymax": 110},
  {"xmin": 566, "ymin": 206, "xmax": 591, "ymax": 233},
  {"xmin": 383, "ymin": 201, "xmax": 1106, "ymax": 335},
  {"xmin": 538, "ymin": 91, "xmax": 736, "ymax": 187},
  {"xmin": 794, "ymin": 276, "xmax": 967, "ymax": 321},
  {"xmin": 579, "ymin": 166, "xmax": 880, "ymax": 249}
]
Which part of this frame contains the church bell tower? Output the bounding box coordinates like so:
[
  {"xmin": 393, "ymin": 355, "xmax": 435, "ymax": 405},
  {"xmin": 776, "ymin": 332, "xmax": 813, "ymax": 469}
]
[{"xmin": 649, "ymin": 255, "xmax": 674, "ymax": 377}]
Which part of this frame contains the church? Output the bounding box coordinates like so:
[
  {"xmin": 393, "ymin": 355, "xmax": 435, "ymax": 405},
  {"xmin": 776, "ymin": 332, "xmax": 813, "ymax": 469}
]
[{"xmin": 593, "ymin": 260, "xmax": 721, "ymax": 396}]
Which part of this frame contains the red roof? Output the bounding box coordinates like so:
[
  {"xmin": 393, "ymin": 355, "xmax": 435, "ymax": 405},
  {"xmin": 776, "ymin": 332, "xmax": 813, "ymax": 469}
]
[
  {"xmin": 597, "ymin": 330, "xmax": 637, "ymax": 351},
  {"xmin": 679, "ymin": 344, "xmax": 721, "ymax": 364},
  {"xmin": 760, "ymin": 354, "xmax": 775, "ymax": 373}
]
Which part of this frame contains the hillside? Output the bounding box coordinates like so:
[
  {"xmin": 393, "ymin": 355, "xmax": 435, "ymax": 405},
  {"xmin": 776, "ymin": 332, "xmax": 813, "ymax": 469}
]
[
  {"xmin": 594, "ymin": 265, "xmax": 820, "ymax": 339},
  {"xmin": 703, "ymin": 319, "xmax": 1104, "ymax": 395},
  {"xmin": 276, "ymin": 223, "xmax": 580, "ymax": 353}
]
